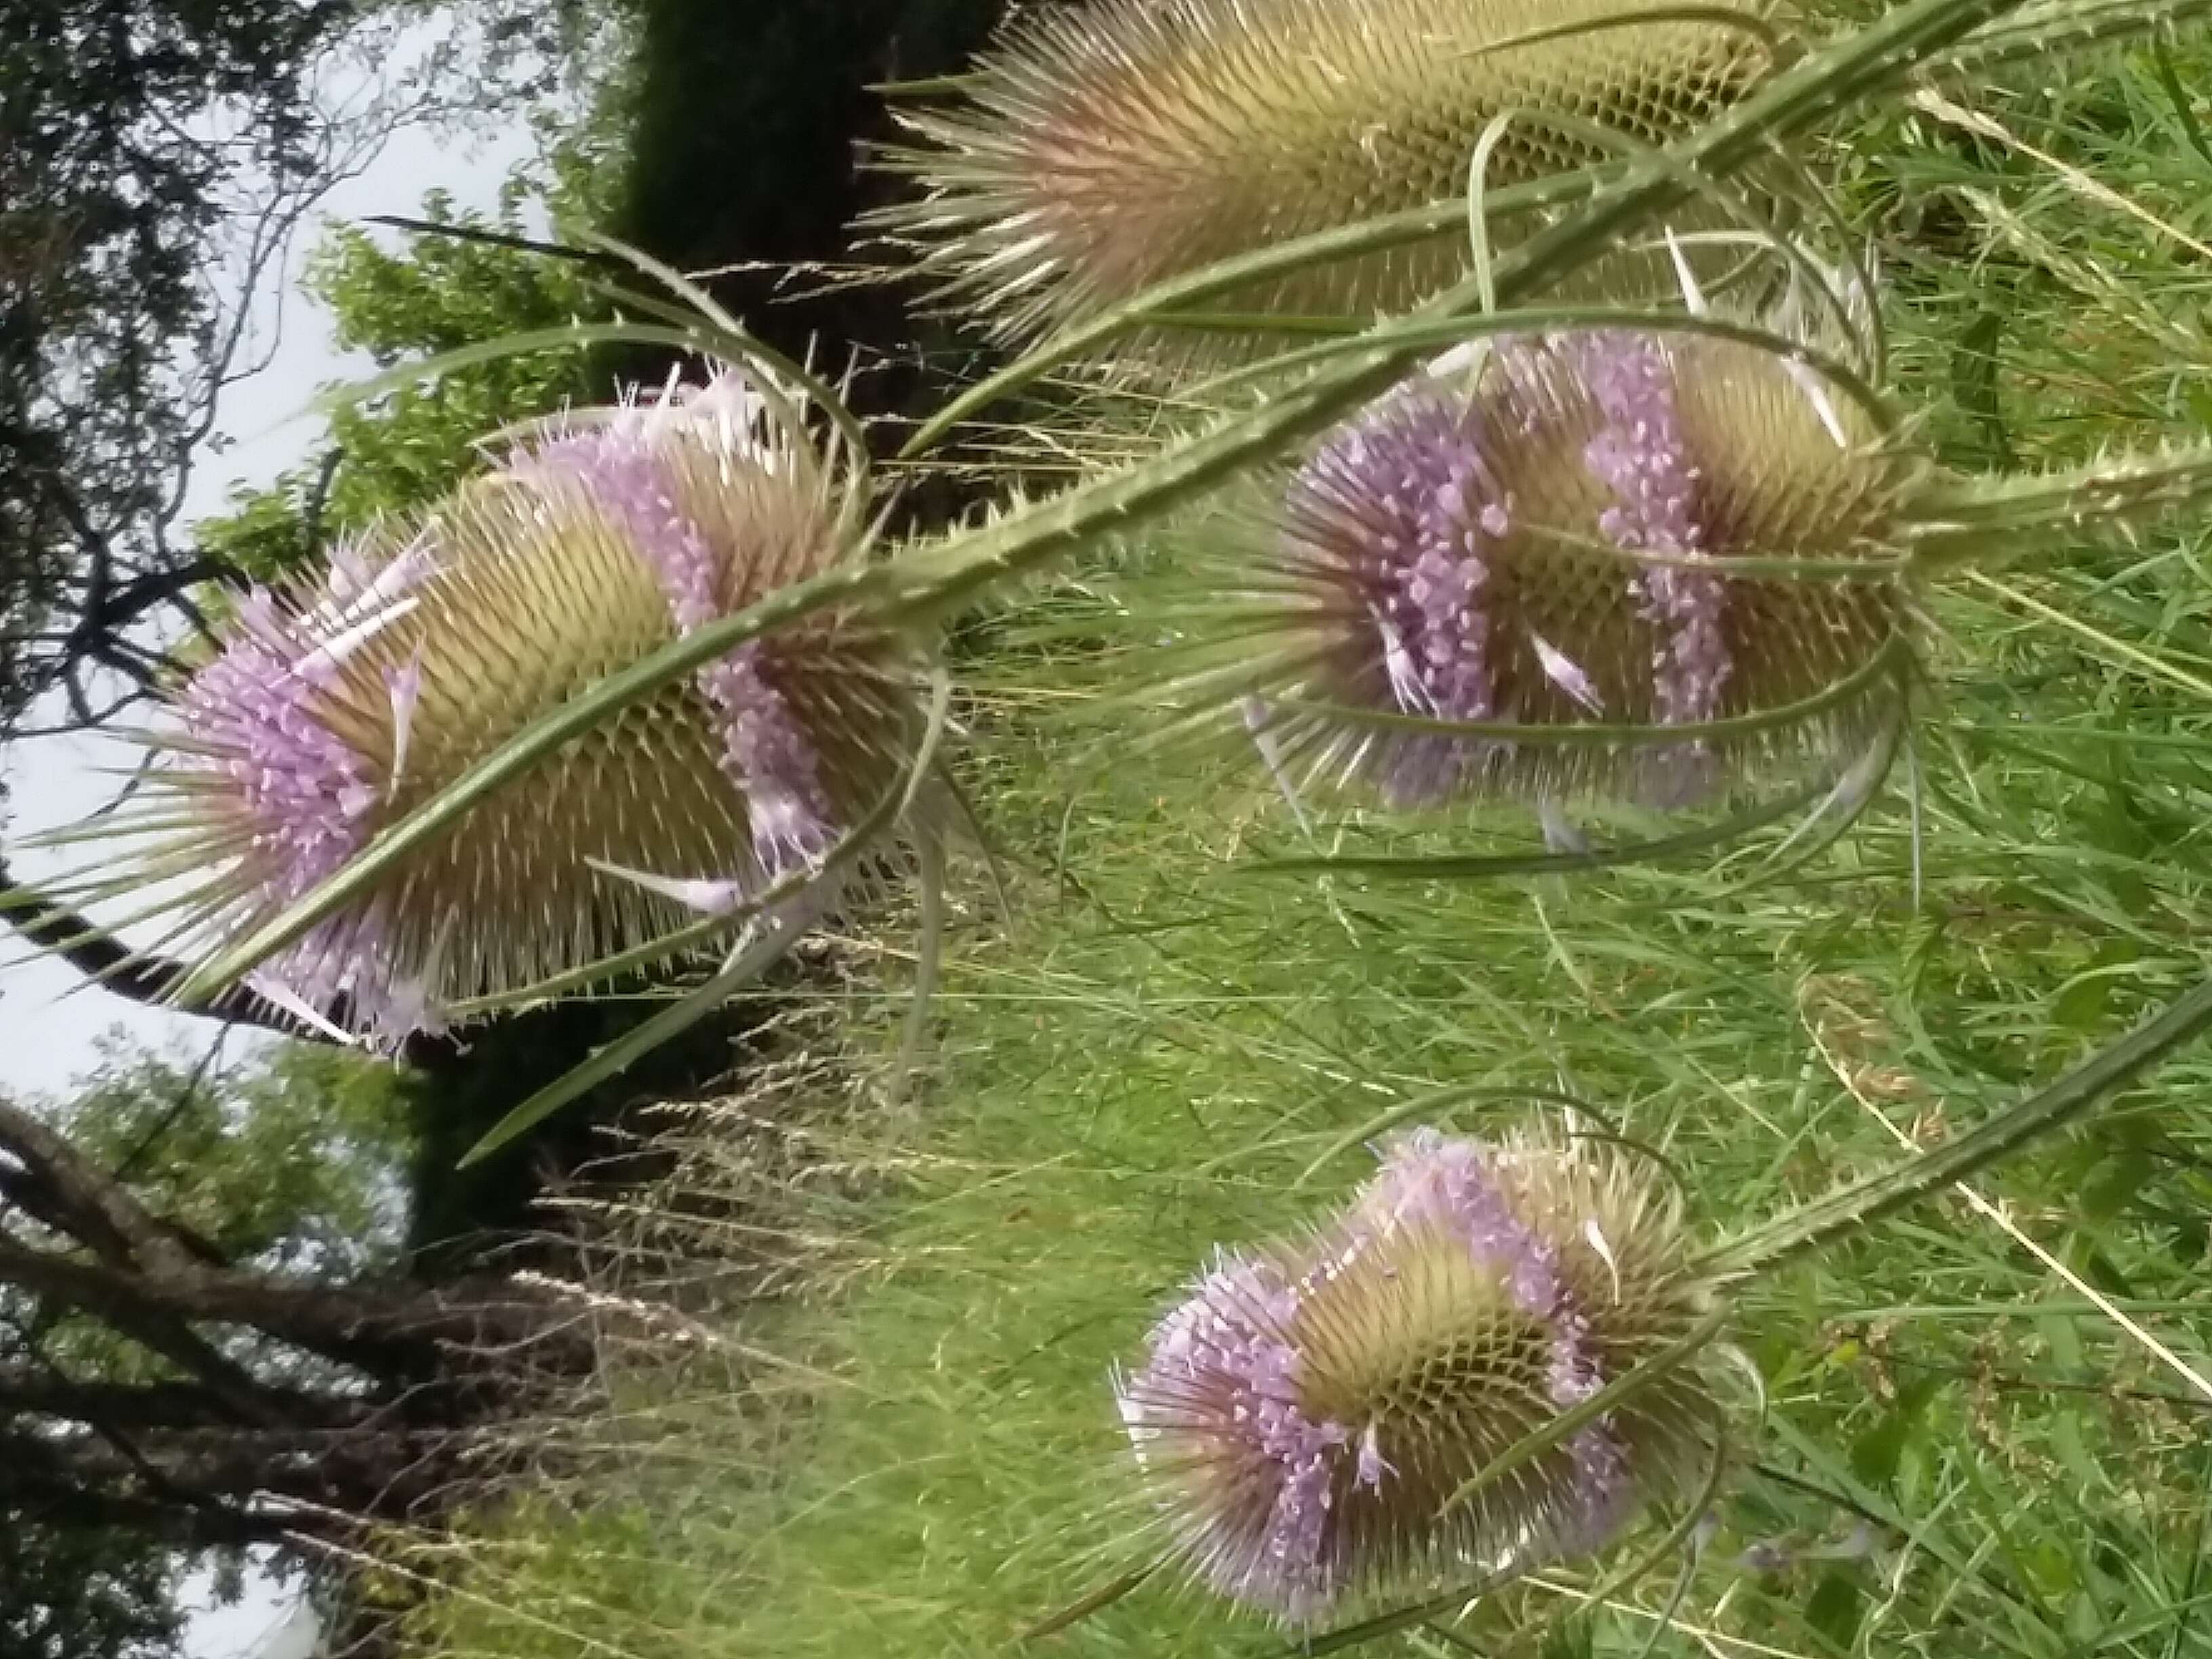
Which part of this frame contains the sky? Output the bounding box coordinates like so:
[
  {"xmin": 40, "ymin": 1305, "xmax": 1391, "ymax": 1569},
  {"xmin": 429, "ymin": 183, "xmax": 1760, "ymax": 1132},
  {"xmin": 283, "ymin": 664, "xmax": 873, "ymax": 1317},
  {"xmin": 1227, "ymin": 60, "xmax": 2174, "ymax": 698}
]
[
  {"xmin": 0, "ymin": 64, "xmax": 536, "ymax": 1659},
  {"xmin": 0, "ymin": 106, "xmax": 535, "ymax": 1100}
]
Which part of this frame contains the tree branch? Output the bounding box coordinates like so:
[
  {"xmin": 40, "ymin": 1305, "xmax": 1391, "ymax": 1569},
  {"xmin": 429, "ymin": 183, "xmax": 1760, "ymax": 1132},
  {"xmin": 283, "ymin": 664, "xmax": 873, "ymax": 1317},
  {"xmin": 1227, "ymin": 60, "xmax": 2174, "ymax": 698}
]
[
  {"xmin": 81, "ymin": 552, "xmax": 249, "ymax": 640},
  {"xmin": 0, "ymin": 859, "xmax": 343, "ymax": 1044},
  {"xmin": 1, "ymin": 1439, "xmax": 294, "ymax": 1549},
  {"xmin": 0, "ymin": 1367, "xmax": 357, "ymax": 1433},
  {"xmin": 0, "ymin": 1221, "xmax": 586, "ymax": 1380},
  {"xmin": 0, "ymin": 1097, "xmax": 197, "ymax": 1272},
  {"xmin": 0, "ymin": 1239, "xmax": 292, "ymax": 1422}
]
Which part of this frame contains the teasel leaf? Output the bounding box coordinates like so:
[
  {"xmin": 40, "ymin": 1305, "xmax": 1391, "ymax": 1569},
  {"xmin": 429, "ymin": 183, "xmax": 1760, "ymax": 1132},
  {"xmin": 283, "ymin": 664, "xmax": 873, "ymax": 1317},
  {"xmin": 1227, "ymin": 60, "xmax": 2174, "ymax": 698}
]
[{"xmin": 1706, "ymin": 969, "xmax": 2212, "ymax": 1277}]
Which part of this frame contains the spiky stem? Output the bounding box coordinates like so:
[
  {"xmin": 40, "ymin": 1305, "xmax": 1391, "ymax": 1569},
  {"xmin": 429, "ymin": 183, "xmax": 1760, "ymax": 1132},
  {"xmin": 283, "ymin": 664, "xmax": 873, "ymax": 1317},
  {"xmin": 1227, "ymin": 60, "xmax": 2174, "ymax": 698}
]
[
  {"xmin": 1908, "ymin": 440, "xmax": 2212, "ymax": 564},
  {"xmin": 1704, "ymin": 972, "xmax": 2212, "ymax": 1277},
  {"xmin": 1945, "ymin": 0, "xmax": 2212, "ymax": 70}
]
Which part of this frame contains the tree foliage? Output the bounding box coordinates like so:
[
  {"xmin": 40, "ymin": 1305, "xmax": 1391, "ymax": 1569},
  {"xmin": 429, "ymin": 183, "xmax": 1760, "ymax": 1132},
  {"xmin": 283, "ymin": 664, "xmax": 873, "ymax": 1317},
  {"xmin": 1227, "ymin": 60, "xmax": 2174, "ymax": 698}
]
[
  {"xmin": 0, "ymin": 1523, "xmax": 180, "ymax": 1659},
  {"xmin": 0, "ymin": 0, "xmax": 619, "ymax": 739},
  {"xmin": 0, "ymin": 0, "xmax": 362, "ymax": 732},
  {"xmin": 197, "ymin": 147, "xmax": 619, "ymax": 585},
  {"xmin": 59, "ymin": 1038, "xmax": 413, "ymax": 1278}
]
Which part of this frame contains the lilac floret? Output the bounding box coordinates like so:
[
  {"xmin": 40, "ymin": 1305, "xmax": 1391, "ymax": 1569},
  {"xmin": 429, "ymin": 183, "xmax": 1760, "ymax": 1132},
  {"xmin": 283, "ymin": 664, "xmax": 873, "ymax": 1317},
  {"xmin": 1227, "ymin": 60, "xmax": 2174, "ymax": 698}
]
[
  {"xmin": 700, "ymin": 648, "xmax": 834, "ymax": 876},
  {"xmin": 1360, "ymin": 1128, "xmax": 1567, "ymax": 1313},
  {"xmin": 183, "ymin": 593, "xmax": 376, "ymax": 901},
  {"xmin": 1361, "ymin": 1130, "xmax": 1632, "ymax": 1543},
  {"xmin": 1288, "ymin": 386, "xmax": 1514, "ymax": 803},
  {"xmin": 522, "ymin": 401, "xmax": 836, "ymax": 880},
  {"xmin": 1573, "ymin": 333, "xmax": 1732, "ymax": 735},
  {"xmin": 1118, "ymin": 1254, "xmax": 1355, "ymax": 1619},
  {"xmin": 527, "ymin": 428, "xmax": 724, "ymax": 628},
  {"xmin": 180, "ymin": 592, "xmax": 403, "ymax": 1026}
]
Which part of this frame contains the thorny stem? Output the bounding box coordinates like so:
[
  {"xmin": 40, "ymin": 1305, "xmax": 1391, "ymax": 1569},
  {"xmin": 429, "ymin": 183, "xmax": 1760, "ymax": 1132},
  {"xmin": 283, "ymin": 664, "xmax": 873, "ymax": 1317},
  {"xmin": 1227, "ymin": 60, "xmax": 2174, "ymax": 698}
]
[{"xmin": 1705, "ymin": 972, "xmax": 2212, "ymax": 1277}]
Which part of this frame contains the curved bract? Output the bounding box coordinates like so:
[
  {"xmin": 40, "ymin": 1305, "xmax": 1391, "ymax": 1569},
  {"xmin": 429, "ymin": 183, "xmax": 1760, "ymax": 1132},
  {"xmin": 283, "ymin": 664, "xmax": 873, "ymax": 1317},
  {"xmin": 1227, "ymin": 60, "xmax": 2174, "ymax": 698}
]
[
  {"xmin": 881, "ymin": 0, "xmax": 1780, "ymax": 351},
  {"xmin": 92, "ymin": 370, "xmax": 926, "ymax": 1047}
]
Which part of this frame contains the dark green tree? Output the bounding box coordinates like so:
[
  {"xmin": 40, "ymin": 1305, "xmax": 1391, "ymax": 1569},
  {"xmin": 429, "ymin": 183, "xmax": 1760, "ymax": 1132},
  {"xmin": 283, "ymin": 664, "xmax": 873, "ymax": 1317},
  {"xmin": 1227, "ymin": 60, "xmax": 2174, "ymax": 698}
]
[
  {"xmin": 611, "ymin": 0, "xmax": 1030, "ymax": 442},
  {"xmin": 0, "ymin": 1526, "xmax": 180, "ymax": 1659},
  {"xmin": 198, "ymin": 149, "xmax": 619, "ymax": 583},
  {"xmin": 0, "ymin": 1040, "xmax": 591, "ymax": 1560}
]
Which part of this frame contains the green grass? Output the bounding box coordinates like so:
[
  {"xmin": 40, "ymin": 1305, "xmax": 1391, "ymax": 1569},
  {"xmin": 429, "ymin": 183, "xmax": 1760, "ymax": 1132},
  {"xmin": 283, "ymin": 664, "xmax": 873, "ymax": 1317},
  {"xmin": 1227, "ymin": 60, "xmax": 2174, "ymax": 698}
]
[{"xmin": 405, "ymin": 21, "xmax": 2212, "ymax": 1659}]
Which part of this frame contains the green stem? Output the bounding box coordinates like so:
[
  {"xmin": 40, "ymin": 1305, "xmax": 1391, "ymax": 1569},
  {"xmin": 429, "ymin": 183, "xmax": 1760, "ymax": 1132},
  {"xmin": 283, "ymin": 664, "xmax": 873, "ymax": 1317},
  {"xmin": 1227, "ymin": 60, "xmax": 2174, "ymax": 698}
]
[
  {"xmin": 1909, "ymin": 439, "xmax": 2212, "ymax": 567},
  {"xmin": 1705, "ymin": 971, "xmax": 2212, "ymax": 1277},
  {"xmin": 895, "ymin": 187, "xmax": 1572, "ymax": 459},
  {"xmin": 1946, "ymin": 0, "xmax": 2212, "ymax": 71}
]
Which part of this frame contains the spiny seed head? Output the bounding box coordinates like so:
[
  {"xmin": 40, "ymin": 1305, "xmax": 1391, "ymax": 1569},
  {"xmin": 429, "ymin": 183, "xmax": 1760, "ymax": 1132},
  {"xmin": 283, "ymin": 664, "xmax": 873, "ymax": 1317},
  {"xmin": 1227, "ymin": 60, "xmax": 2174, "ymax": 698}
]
[
  {"xmin": 1115, "ymin": 1128, "xmax": 1725, "ymax": 1622},
  {"xmin": 1200, "ymin": 328, "xmax": 1925, "ymax": 813},
  {"xmin": 882, "ymin": 0, "xmax": 1777, "ymax": 348},
  {"xmin": 100, "ymin": 369, "xmax": 922, "ymax": 1046}
]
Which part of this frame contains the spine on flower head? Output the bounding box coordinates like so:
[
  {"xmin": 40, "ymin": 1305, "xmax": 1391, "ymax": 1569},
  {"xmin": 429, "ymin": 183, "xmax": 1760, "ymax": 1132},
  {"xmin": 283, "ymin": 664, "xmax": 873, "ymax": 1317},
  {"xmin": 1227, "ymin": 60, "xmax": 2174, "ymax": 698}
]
[
  {"xmin": 81, "ymin": 367, "xmax": 924, "ymax": 1048},
  {"xmin": 880, "ymin": 0, "xmax": 1778, "ymax": 351},
  {"xmin": 1176, "ymin": 326, "xmax": 1924, "ymax": 815},
  {"xmin": 514, "ymin": 388, "xmax": 841, "ymax": 876},
  {"xmin": 1114, "ymin": 1128, "xmax": 1724, "ymax": 1622}
]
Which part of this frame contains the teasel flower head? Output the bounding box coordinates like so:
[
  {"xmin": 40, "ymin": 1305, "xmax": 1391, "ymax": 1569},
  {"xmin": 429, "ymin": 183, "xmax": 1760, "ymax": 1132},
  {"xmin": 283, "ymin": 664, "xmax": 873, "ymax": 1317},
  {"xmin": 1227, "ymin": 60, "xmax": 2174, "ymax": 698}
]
[
  {"xmin": 880, "ymin": 0, "xmax": 1778, "ymax": 350},
  {"xmin": 1192, "ymin": 321, "xmax": 1927, "ymax": 816},
  {"xmin": 88, "ymin": 367, "xmax": 925, "ymax": 1048},
  {"xmin": 1114, "ymin": 1128, "xmax": 1726, "ymax": 1622}
]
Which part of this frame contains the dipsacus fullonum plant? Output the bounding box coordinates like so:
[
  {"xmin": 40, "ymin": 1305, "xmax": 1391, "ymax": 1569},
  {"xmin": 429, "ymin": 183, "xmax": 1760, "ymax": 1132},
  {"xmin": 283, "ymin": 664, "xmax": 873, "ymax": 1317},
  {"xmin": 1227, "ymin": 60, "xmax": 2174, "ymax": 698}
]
[
  {"xmin": 1115, "ymin": 1128, "xmax": 1725, "ymax": 1622},
  {"xmin": 1126, "ymin": 265, "xmax": 2212, "ymax": 831},
  {"xmin": 73, "ymin": 367, "xmax": 929, "ymax": 1047},
  {"xmin": 1160, "ymin": 314, "xmax": 1920, "ymax": 817},
  {"xmin": 880, "ymin": 0, "xmax": 1780, "ymax": 350}
]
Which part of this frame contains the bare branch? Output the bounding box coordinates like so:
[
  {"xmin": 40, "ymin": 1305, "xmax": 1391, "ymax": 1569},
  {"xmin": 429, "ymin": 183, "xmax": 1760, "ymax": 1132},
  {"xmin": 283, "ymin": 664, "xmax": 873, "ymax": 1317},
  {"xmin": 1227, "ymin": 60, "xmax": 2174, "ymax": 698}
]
[
  {"xmin": 0, "ymin": 1367, "xmax": 357, "ymax": 1433},
  {"xmin": 0, "ymin": 859, "xmax": 342, "ymax": 1044},
  {"xmin": 0, "ymin": 1237, "xmax": 289, "ymax": 1422},
  {"xmin": 0, "ymin": 1097, "xmax": 203, "ymax": 1274}
]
